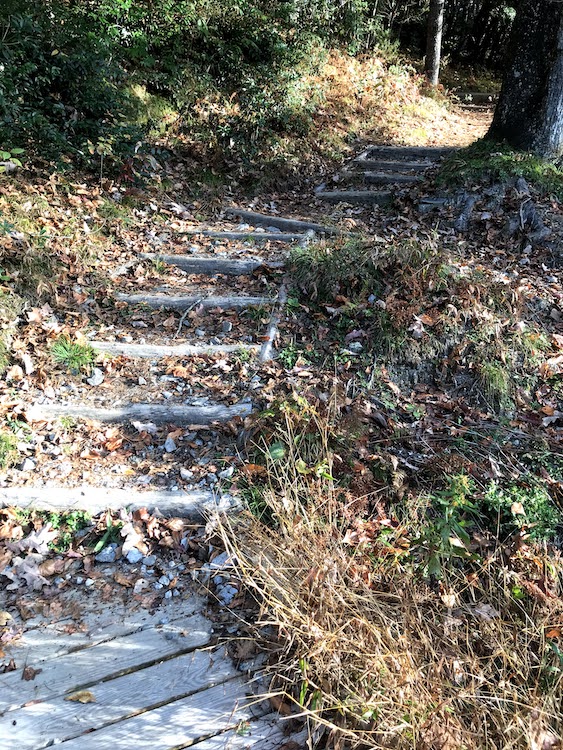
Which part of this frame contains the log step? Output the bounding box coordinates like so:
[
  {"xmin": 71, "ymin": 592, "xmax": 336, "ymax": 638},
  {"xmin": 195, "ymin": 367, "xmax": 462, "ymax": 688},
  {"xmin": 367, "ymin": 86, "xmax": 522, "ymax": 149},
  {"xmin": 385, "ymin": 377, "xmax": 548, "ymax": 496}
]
[
  {"xmin": 179, "ymin": 230, "xmax": 305, "ymax": 242},
  {"xmin": 349, "ymin": 159, "xmax": 434, "ymax": 172},
  {"xmin": 92, "ymin": 341, "xmax": 260, "ymax": 359},
  {"xmin": 116, "ymin": 292, "xmax": 274, "ymax": 311},
  {"xmin": 0, "ymin": 487, "xmax": 240, "ymax": 518},
  {"xmin": 361, "ymin": 145, "xmax": 456, "ymax": 160},
  {"xmin": 140, "ymin": 254, "xmax": 283, "ymax": 276},
  {"xmin": 26, "ymin": 401, "xmax": 253, "ymax": 426},
  {"xmin": 224, "ymin": 208, "xmax": 336, "ymax": 235},
  {"xmin": 315, "ymin": 189, "xmax": 393, "ymax": 205}
]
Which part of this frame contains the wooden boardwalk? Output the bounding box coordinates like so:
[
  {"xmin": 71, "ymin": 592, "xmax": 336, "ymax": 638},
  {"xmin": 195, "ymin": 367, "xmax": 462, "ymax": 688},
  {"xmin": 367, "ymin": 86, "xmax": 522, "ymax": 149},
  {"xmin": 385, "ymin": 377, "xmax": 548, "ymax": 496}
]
[{"xmin": 0, "ymin": 593, "xmax": 299, "ymax": 750}]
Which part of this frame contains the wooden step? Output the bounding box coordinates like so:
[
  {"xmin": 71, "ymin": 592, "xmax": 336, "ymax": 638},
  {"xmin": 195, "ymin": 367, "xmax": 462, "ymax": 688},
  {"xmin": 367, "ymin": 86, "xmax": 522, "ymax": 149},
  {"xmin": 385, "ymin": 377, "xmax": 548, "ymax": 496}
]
[
  {"xmin": 224, "ymin": 208, "xmax": 336, "ymax": 235},
  {"xmin": 0, "ymin": 486, "xmax": 240, "ymax": 517},
  {"xmin": 26, "ymin": 401, "xmax": 253, "ymax": 426},
  {"xmin": 116, "ymin": 292, "xmax": 274, "ymax": 311},
  {"xmin": 179, "ymin": 229, "xmax": 304, "ymax": 242},
  {"xmin": 140, "ymin": 254, "xmax": 283, "ymax": 276},
  {"xmin": 349, "ymin": 159, "xmax": 434, "ymax": 172},
  {"xmin": 315, "ymin": 189, "xmax": 393, "ymax": 205},
  {"xmin": 92, "ymin": 341, "xmax": 259, "ymax": 359},
  {"xmin": 359, "ymin": 145, "xmax": 456, "ymax": 161},
  {"xmin": 455, "ymin": 91, "xmax": 499, "ymax": 104}
]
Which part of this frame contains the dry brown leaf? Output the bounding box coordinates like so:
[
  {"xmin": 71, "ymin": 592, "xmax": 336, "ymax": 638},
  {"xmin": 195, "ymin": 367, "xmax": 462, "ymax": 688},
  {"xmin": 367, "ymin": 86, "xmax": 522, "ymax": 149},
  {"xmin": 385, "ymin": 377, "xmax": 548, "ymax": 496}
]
[
  {"xmin": 65, "ymin": 690, "xmax": 96, "ymax": 704},
  {"xmin": 0, "ymin": 611, "xmax": 13, "ymax": 627}
]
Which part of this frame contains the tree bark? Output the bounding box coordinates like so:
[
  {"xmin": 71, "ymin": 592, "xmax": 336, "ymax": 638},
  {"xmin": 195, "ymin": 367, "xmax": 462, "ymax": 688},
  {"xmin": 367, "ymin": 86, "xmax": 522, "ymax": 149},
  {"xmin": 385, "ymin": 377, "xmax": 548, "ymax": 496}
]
[
  {"xmin": 488, "ymin": 0, "xmax": 563, "ymax": 158},
  {"xmin": 425, "ymin": 0, "xmax": 445, "ymax": 86}
]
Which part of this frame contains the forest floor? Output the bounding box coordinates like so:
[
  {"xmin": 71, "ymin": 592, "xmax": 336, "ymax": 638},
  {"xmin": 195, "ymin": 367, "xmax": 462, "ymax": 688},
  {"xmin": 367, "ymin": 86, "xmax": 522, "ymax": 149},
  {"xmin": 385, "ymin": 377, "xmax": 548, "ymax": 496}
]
[{"xmin": 0, "ymin": 62, "xmax": 562, "ymax": 749}]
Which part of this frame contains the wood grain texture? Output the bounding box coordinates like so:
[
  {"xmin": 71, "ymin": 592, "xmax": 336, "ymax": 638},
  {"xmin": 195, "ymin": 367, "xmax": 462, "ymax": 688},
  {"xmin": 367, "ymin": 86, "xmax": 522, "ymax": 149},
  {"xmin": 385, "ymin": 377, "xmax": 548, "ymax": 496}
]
[
  {"xmin": 25, "ymin": 401, "xmax": 253, "ymax": 425},
  {"xmin": 179, "ymin": 230, "xmax": 304, "ymax": 242},
  {"xmin": 116, "ymin": 292, "xmax": 273, "ymax": 311},
  {"xmin": 0, "ymin": 487, "xmax": 240, "ymax": 517},
  {"xmin": 140, "ymin": 254, "xmax": 268, "ymax": 276},
  {"xmin": 1, "ymin": 648, "xmax": 238, "ymax": 750},
  {"xmin": 0, "ymin": 614, "xmax": 212, "ymax": 714},
  {"xmin": 45, "ymin": 678, "xmax": 262, "ymax": 750},
  {"xmin": 92, "ymin": 341, "xmax": 259, "ymax": 359}
]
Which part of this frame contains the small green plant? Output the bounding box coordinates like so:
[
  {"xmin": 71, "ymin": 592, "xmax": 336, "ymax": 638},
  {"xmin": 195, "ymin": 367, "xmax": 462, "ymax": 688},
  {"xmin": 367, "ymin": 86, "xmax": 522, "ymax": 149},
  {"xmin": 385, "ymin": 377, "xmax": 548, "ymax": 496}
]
[
  {"xmin": 0, "ymin": 432, "xmax": 19, "ymax": 470},
  {"xmin": 0, "ymin": 148, "xmax": 24, "ymax": 174},
  {"xmin": 50, "ymin": 336, "xmax": 95, "ymax": 374},
  {"xmin": 58, "ymin": 416, "xmax": 78, "ymax": 431},
  {"xmin": 415, "ymin": 474, "xmax": 479, "ymax": 578},
  {"xmin": 152, "ymin": 257, "xmax": 167, "ymax": 274},
  {"xmin": 278, "ymin": 342, "xmax": 301, "ymax": 369},
  {"xmin": 41, "ymin": 510, "xmax": 92, "ymax": 552},
  {"xmin": 484, "ymin": 482, "xmax": 560, "ymax": 540}
]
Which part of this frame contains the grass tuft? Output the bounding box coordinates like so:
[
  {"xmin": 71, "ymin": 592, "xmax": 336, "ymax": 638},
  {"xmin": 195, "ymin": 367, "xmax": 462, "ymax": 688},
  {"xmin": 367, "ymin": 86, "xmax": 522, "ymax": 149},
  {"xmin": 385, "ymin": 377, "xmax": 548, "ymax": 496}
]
[{"xmin": 50, "ymin": 336, "xmax": 95, "ymax": 374}]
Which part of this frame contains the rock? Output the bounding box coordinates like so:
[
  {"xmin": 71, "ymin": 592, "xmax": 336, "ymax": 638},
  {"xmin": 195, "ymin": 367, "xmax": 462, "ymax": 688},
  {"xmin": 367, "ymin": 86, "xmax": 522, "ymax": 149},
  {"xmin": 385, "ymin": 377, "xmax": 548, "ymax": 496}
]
[
  {"xmin": 86, "ymin": 368, "xmax": 105, "ymax": 387},
  {"xmin": 20, "ymin": 458, "xmax": 36, "ymax": 472},
  {"xmin": 217, "ymin": 584, "xmax": 238, "ymax": 606},
  {"xmin": 195, "ymin": 329, "xmax": 206, "ymax": 338},
  {"xmin": 164, "ymin": 436, "xmax": 177, "ymax": 453},
  {"xmin": 347, "ymin": 341, "xmax": 363, "ymax": 353},
  {"xmin": 143, "ymin": 555, "xmax": 156, "ymax": 567},
  {"xmin": 85, "ymin": 578, "xmax": 95, "ymax": 588},
  {"xmin": 207, "ymin": 473, "xmax": 218, "ymax": 485},
  {"xmin": 138, "ymin": 376, "xmax": 147, "ymax": 385},
  {"xmin": 95, "ymin": 544, "xmax": 118, "ymax": 563},
  {"xmin": 126, "ymin": 548, "xmax": 144, "ymax": 564},
  {"xmin": 164, "ymin": 590, "xmax": 173, "ymax": 599},
  {"xmin": 158, "ymin": 575, "xmax": 170, "ymax": 586},
  {"xmin": 180, "ymin": 467, "xmax": 194, "ymax": 480},
  {"xmin": 133, "ymin": 578, "xmax": 148, "ymax": 594},
  {"xmin": 218, "ymin": 466, "xmax": 234, "ymax": 480},
  {"xmin": 222, "ymin": 320, "xmax": 233, "ymax": 333}
]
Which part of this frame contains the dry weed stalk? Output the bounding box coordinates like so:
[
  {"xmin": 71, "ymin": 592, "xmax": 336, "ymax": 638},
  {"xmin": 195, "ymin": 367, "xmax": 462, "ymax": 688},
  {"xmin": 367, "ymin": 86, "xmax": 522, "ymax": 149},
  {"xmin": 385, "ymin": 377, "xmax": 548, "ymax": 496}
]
[{"xmin": 218, "ymin": 404, "xmax": 563, "ymax": 750}]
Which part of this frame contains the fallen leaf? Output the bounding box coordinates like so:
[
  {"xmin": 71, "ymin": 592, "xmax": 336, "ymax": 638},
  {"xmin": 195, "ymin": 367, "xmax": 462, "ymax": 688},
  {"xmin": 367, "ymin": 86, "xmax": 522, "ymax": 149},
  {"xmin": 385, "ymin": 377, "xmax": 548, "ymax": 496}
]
[
  {"xmin": 0, "ymin": 611, "xmax": 13, "ymax": 627},
  {"xmin": 22, "ymin": 665, "xmax": 42, "ymax": 681},
  {"xmin": 65, "ymin": 690, "xmax": 96, "ymax": 704}
]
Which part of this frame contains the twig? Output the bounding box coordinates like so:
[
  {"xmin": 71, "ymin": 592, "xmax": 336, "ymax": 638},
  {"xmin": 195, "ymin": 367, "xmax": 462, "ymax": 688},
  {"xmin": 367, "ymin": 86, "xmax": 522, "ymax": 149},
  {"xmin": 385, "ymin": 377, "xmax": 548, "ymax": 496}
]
[{"xmin": 174, "ymin": 298, "xmax": 204, "ymax": 338}]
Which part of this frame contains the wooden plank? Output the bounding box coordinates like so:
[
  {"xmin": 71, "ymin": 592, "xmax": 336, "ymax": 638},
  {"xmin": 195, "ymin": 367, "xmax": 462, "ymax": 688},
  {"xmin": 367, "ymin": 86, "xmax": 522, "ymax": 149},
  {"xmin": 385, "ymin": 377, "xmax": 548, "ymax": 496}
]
[
  {"xmin": 0, "ymin": 613, "xmax": 212, "ymax": 714},
  {"xmin": 25, "ymin": 401, "xmax": 253, "ymax": 426},
  {"xmin": 45, "ymin": 677, "xmax": 262, "ymax": 750},
  {"xmin": 2, "ymin": 648, "xmax": 239, "ymax": 750},
  {"xmin": 224, "ymin": 208, "xmax": 337, "ymax": 236},
  {"xmin": 363, "ymin": 172, "xmax": 423, "ymax": 185},
  {"xmin": 190, "ymin": 714, "xmax": 309, "ymax": 750},
  {"xmin": 0, "ymin": 487, "xmax": 240, "ymax": 518},
  {"xmin": 92, "ymin": 341, "xmax": 259, "ymax": 359},
  {"xmin": 116, "ymin": 292, "xmax": 274, "ymax": 311},
  {"xmin": 5, "ymin": 597, "xmax": 205, "ymax": 667}
]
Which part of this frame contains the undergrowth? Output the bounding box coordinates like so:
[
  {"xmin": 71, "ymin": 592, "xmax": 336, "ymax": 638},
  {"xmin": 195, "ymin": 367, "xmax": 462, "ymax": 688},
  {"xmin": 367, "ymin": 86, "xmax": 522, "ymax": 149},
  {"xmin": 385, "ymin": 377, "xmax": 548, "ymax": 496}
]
[{"xmin": 219, "ymin": 396, "xmax": 563, "ymax": 749}]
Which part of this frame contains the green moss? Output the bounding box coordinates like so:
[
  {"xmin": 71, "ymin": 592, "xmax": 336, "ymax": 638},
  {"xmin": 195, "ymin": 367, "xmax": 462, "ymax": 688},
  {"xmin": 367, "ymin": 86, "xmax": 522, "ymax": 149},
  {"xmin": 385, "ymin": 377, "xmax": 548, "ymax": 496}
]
[
  {"xmin": 0, "ymin": 432, "xmax": 19, "ymax": 470},
  {"xmin": 438, "ymin": 139, "xmax": 563, "ymax": 198}
]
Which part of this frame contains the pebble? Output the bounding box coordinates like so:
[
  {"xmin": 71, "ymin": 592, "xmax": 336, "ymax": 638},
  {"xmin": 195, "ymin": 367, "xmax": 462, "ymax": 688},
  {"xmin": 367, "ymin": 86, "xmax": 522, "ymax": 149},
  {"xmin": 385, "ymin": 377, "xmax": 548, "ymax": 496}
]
[
  {"xmin": 221, "ymin": 320, "xmax": 233, "ymax": 333},
  {"xmin": 86, "ymin": 368, "xmax": 105, "ymax": 387},
  {"xmin": 76, "ymin": 576, "xmax": 84, "ymax": 585},
  {"xmin": 85, "ymin": 578, "xmax": 95, "ymax": 588},
  {"xmin": 153, "ymin": 582, "xmax": 164, "ymax": 590},
  {"xmin": 347, "ymin": 341, "xmax": 363, "ymax": 353},
  {"xmin": 158, "ymin": 575, "xmax": 170, "ymax": 586},
  {"xmin": 180, "ymin": 468, "xmax": 194, "ymax": 480},
  {"xmin": 218, "ymin": 466, "xmax": 234, "ymax": 480},
  {"xmin": 143, "ymin": 555, "xmax": 156, "ymax": 567},
  {"xmin": 164, "ymin": 590, "xmax": 173, "ymax": 599},
  {"xmin": 216, "ymin": 584, "xmax": 238, "ymax": 606},
  {"xmin": 138, "ymin": 376, "xmax": 147, "ymax": 385},
  {"xmin": 126, "ymin": 548, "xmax": 144, "ymax": 564},
  {"xmin": 207, "ymin": 473, "xmax": 218, "ymax": 485},
  {"xmin": 164, "ymin": 436, "xmax": 177, "ymax": 453},
  {"xmin": 161, "ymin": 391, "xmax": 173, "ymax": 399},
  {"xmin": 133, "ymin": 578, "xmax": 148, "ymax": 594},
  {"xmin": 20, "ymin": 458, "xmax": 36, "ymax": 472},
  {"xmin": 195, "ymin": 329, "xmax": 206, "ymax": 338}
]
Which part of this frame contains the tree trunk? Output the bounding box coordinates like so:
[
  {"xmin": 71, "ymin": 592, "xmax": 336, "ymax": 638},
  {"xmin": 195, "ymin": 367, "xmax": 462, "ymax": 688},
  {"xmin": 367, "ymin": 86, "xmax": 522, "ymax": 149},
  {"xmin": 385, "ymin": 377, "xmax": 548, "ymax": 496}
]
[
  {"xmin": 488, "ymin": 0, "xmax": 563, "ymax": 158},
  {"xmin": 425, "ymin": 0, "xmax": 445, "ymax": 86}
]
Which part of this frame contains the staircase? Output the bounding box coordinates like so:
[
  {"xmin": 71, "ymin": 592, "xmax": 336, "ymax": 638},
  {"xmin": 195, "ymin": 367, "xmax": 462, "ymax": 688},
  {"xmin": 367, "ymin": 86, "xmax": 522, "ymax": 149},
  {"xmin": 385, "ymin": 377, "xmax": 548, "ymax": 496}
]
[
  {"xmin": 315, "ymin": 144, "xmax": 456, "ymax": 205},
  {"xmin": 1, "ymin": 208, "xmax": 334, "ymax": 517}
]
